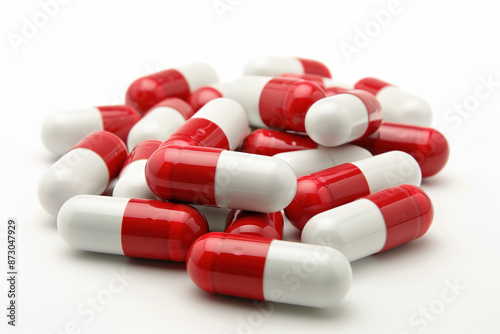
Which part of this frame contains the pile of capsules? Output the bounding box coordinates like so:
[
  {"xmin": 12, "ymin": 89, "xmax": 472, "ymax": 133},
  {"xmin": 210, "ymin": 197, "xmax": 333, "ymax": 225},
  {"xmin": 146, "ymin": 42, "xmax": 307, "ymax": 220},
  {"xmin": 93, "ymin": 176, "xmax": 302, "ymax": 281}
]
[{"xmin": 38, "ymin": 56, "xmax": 449, "ymax": 308}]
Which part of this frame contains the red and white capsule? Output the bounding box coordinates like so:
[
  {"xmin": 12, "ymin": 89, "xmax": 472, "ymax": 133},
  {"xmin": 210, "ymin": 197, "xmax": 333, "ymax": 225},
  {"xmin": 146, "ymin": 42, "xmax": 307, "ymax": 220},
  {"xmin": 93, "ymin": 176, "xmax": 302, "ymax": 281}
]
[
  {"xmin": 38, "ymin": 131, "xmax": 128, "ymax": 216},
  {"xmin": 355, "ymin": 77, "xmax": 433, "ymax": 126},
  {"xmin": 284, "ymin": 151, "xmax": 422, "ymax": 230},
  {"xmin": 243, "ymin": 55, "xmax": 332, "ymax": 78},
  {"xmin": 305, "ymin": 90, "xmax": 383, "ymax": 147},
  {"xmin": 113, "ymin": 140, "xmax": 161, "ymax": 199},
  {"xmin": 189, "ymin": 77, "xmax": 326, "ymax": 131},
  {"xmin": 126, "ymin": 62, "xmax": 219, "ymax": 115},
  {"xmin": 225, "ymin": 210, "xmax": 284, "ymax": 239},
  {"xmin": 127, "ymin": 98, "xmax": 194, "ymax": 150},
  {"xmin": 187, "ymin": 232, "xmax": 351, "ymax": 307},
  {"xmin": 239, "ymin": 129, "xmax": 318, "ymax": 156},
  {"xmin": 302, "ymin": 185, "xmax": 433, "ymax": 261},
  {"xmin": 352, "ymin": 122, "xmax": 450, "ymax": 177},
  {"xmin": 274, "ymin": 145, "xmax": 372, "ymax": 178},
  {"xmin": 58, "ymin": 195, "xmax": 208, "ymax": 261},
  {"xmin": 41, "ymin": 105, "xmax": 140, "ymax": 156},
  {"xmin": 160, "ymin": 98, "xmax": 248, "ymax": 150},
  {"xmin": 145, "ymin": 145, "xmax": 297, "ymax": 213}
]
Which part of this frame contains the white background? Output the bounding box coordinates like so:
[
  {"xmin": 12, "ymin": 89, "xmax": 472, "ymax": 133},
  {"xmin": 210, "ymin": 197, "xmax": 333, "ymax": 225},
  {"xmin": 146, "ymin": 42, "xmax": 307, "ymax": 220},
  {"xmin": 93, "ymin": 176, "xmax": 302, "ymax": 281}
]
[{"xmin": 1, "ymin": 1, "xmax": 500, "ymax": 333}]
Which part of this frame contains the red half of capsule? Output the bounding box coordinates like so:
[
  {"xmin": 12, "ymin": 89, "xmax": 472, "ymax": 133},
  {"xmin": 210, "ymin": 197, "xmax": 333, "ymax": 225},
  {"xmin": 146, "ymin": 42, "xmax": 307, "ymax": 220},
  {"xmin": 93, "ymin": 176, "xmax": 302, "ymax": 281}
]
[
  {"xmin": 225, "ymin": 210, "xmax": 284, "ymax": 239},
  {"xmin": 284, "ymin": 163, "xmax": 370, "ymax": 230},
  {"xmin": 149, "ymin": 97, "xmax": 195, "ymax": 119},
  {"xmin": 121, "ymin": 199, "xmax": 209, "ymax": 261},
  {"xmin": 187, "ymin": 232, "xmax": 272, "ymax": 300},
  {"xmin": 354, "ymin": 77, "xmax": 391, "ymax": 95},
  {"xmin": 159, "ymin": 117, "xmax": 230, "ymax": 149},
  {"xmin": 279, "ymin": 73, "xmax": 328, "ymax": 88},
  {"xmin": 239, "ymin": 129, "xmax": 318, "ymax": 156},
  {"xmin": 145, "ymin": 145, "xmax": 221, "ymax": 206},
  {"xmin": 366, "ymin": 185, "xmax": 434, "ymax": 252},
  {"xmin": 72, "ymin": 131, "xmax": 128, "ymax": 182},
  {"xmin": 347, "ymin": 90, "xmax": 383, "ymax": 137},
  {"xmin": 98, "ymin": 105, "xmax": 141, "ymax": 143},
  {"xmin": 297, "ymin": 58, "xmax": 332, "ymax": 78},
  {"xmin": 188, "ymin": 86, "xmax": 224, "ymax": 111},
  {"xmin": 258, "ymin": 77, "xmax": 326, "ymax": 132},
  {"xmin": 125, "ymin": 69, "xmax": 191, "ymax": 115},
  {"xmin": 352, "ymin": 122, "xmax": 449, "ymax": 177},
  {"xmin": 120, "ymin": 140, "xmax": 161, "ymax": 176}
]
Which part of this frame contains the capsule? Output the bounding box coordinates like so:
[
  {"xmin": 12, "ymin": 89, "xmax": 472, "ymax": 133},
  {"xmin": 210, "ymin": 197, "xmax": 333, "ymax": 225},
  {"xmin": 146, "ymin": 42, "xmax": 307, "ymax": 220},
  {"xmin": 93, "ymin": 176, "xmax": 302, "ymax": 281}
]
[
  {"xmin": 160, "ymin": 98, "xmax": 248, "ymax": 150},
  {"xmin": 41, "ymin": 105, "xmax": 140, "ymax": 156},
  {"xmin": 126, "ymin": 62, "xmax": 219, "ymax": 115},
  {"xmin": 243, "ymin": 55, "xmax": 331, "ymax": 78},
  {"xmin": 274, "ymin": 145, "xmax": 372, "ymax": 178},
  {"xmin": 58, "ymin": 195, "xmax": 208, "ymax": 261},
  {"xmin": 189, "ymin": 77, "xmax": 326, "ymax": 131},
  {"xmin": 127, "ymin": 98, "xmax": 194, "ymax": 150},
  {"xmin": 225, "ymin": 210, "xmax": 284, "ymax": 239},
  {"xmin": 354, "ymin": 77, "xmax": 432, "ymax": 126},
  {"xmin": 284, "ymin": 151, "xmax": 422, "ymax": 230},
  {"xmin": 187, "ymin": 232, "xmax": 352, "ymax": 308},
  {"xmin": 38, "ymin": 131, "xmax": 127, "ymax": 216},
  {"xmin": 145, "ymin": 145, "xmax": 297, "ymax": 212},
  {"xmin": 305, "ymin": 90, "xmax": 383, "ymax": 147},
  {"xmin": 239, "ymin": 129, "xmax": 318, "ymax": 156},
  {"xmin": 302, "ymin": 185, "xmax": 433, "ymax": 261},
  {"xmin": 352, "ymin": 122, "xmax": 449, "ymax": 177},
  {"xmin": 113, "ymin": 140, "xmax": 161, "ymax": 199}
]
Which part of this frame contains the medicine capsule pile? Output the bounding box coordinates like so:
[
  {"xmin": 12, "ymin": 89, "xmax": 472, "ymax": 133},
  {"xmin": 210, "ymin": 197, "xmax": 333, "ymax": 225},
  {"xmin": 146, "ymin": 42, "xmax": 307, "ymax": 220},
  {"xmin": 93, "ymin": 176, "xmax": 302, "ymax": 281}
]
[{"xmin": 38, "ymin": 56, "xmax": 449, "ymax": 308}]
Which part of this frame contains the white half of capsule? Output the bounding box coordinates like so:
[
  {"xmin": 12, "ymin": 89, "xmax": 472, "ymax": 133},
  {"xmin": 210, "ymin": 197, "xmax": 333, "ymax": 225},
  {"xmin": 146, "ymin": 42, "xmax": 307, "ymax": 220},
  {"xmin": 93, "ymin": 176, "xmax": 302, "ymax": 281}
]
[
  {"xmin": 376, "ymin": 86, "xmax": 433, "ymax": 127},
  {"xmin": 351, "ymin": 151, "xmax": 422, "ymax": 192},
  {"xmin": 305, "ymin": 94, "xmax": 370, "ymax": 147},
  {"xmin": 301, "ymin": 199, "xmax": 387, "ymax": 262},
  {"xmin": 192, "ymin": 98, "xmax": 249, "ymax": 150},
  {"xmin": 214, "ymin": 150, "xmax": 297, "ymax": 212},
  {"xmin": 274, "ymin": 145, "xmax": 372, "ymax": 178},
  {"xmin": 262, "ymin": 240, "xmax": 352, "ymax": 307},
  {"xmin": 222, "ymin": 76, "xmax": 272, "ymax": 128},
  {"xmin": 243, "ymin": 56, "xmax": 304, "ymax": 77},
  {"xmin": 58, "ymin": 195, "xmax": 128, "ymax": 255},
  {"xmin": 38, "ymin": 148, "xmax": 109, "ymax": 216},
  {"xmin": 112, "ymin": 160, "xmax": 158, "ymax": 200},
  {"xmin": 127, "ymin": 106, "xmax": 186, "ymax": 150},
  {"xmin": 41, "ymin": 108, "xmax": 103, "ymax": 156},
  {"xmin": 175, "ymin": 62, "xmax": 219, "ymax": 92}
]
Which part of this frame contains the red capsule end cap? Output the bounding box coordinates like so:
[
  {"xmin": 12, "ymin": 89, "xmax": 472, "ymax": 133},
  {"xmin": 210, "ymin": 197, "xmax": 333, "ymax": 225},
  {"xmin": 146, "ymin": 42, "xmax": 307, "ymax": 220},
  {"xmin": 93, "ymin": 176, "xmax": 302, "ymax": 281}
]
[
  {"xmin": 422, "ymin": 128, "xmax": 450, "ymax": 177},
  {"xmin": 259, "ymin": 78, "xmax": 326, "ymax": 132},
  {"xmin": 149, "ymin": 97, "xmax": 195, "ymax": 120},
  {"xmin": 186, "ymin": 232, "xmax": 271, "ymax": 300},
  {"xmin": 239, "ymin": 129, "xmax": 317, "ymax": 156},
  {"xmin": 121, "ymin": 140, "xmax": 161, "ymax": 174},
  {"xmin": 368, "ymin": 185, "xmax": 434, "ymax": 252},
  {"xmin": 121, "ymin": 199, "xmax": 209, "ymax": 261},
  {"xmin": 284, "ymin": 177, "xmax": 333, "ymax": 231},
  {"xmin": 354, "ymin": 77, "xmax": 392, "ymax": 95},
  {"xmin": 225, "ymin": 210, "xmax": 284, "ymax": 239},
  {"xmin": 297, "ymin": 58, "xmax": 332, "ymax": 78},
  {"xmin": 126, "ymin": 77, "xmax": 164, "ymax": 115},
  {"xmin": 188, "ymin": 86, "xmax": 223, "ymax": 112},
  {"xmin": 98, "ymin": 105, "xmax": 142, "ymax": 143}
]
